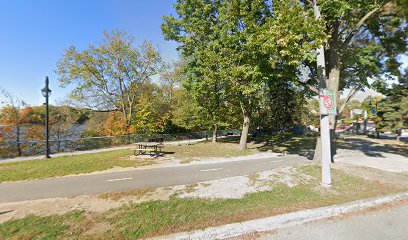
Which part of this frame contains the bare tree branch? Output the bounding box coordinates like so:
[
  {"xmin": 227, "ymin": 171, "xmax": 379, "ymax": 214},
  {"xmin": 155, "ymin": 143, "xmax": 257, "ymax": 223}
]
[
  {"xmin": 338, "ymin": 84, "xmax": 362, "ymax": 114},
  {"xmin": 343, "ymin": 1, "xmax": 391, "ymax": 49}
]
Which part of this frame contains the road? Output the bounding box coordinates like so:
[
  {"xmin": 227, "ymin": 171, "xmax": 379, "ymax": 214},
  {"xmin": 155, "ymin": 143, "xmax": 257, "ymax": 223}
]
[
  {"xmin": 260, "ymin": 202, "xmax": 408, "ymax": 240},
  {"xmin": 0, "ymin": 155, "xmax": 307, "ymax": 203}
]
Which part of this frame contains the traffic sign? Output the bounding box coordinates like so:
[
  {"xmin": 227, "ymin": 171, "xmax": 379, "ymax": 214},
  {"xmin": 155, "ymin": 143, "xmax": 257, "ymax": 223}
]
[
  {"xmin": 319, "ymin": 89, "xmax": 337, "ymax": 115},
  {"xmin": 323, "ymin": 96, "xmax": 333, "ymax": 109}
]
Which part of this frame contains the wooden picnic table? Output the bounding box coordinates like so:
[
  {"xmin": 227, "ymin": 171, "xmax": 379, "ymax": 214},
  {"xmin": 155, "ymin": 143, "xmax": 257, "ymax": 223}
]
[{"xmin": 133, "ymin": 142, "xmax": 163, "ymax": 157}]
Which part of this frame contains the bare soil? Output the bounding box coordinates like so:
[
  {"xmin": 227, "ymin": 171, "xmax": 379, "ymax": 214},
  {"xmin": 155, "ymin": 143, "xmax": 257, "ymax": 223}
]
[{"xmin": 333, "ymin": 163, "xmax": 408, "ymax": 188}]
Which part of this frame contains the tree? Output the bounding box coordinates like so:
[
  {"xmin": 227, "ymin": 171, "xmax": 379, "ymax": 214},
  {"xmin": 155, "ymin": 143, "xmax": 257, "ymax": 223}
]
[
  {"xmin": 377, "ymin": 69, "xmax": 408, "ymax": 140},
  {"xmin": 157, "ymin": 61, "xmax": 190, "ymax": 133},
  {"xmin": 304, "ymin": 98, "xmax": 320, "ymax": 128},
  {"xmin": 82, "ymin": 111, "xmax": 109, "ymax": 137},
  {"xmin": 57, "ymin": 30, "xmax": 163, "ymax": 132},
  {"xmin": 159, "ymin": 61, "xmax": 185, "ymax": 107},
  {"xmin": 0, "ymin": 87, "xmax": 30, "ymax": 157},
  {"xmin": 185, "ymin": 52, "xmax": 235, "ymax": 142},
  {"xmin": 303, "ymin": 0, "xmax": 407, "ymax": 132},
  {"xmin": 0, "ymin": 106, "xmax": 25, "ymax": 157},
  {"xmin": 100, "ymin": 111, "xmax": 129, "ymax": 136},
  {"xmin": 171, "ymin": 88, "xmax": 210, "ymax": 131},
  {"xmin": 255, "ymin": 81, "xmax": 309, "ymax": 131},
  {"xmin": 48, "ymin": 106, "xmax": 80, "ymax": 152},
  {"xmin": 163, "ymin": 0, "xmax": 324, "ymax": 149},
  {"xmin": 162, "ymin": 0, "xmax": 235, "ymax": 143}
]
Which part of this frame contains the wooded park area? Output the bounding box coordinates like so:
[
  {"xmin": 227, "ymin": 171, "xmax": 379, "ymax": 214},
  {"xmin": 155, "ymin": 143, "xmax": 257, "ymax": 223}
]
[{"xmin": 1, "ymin": 0, "xmax": 407, "ymax": 158}]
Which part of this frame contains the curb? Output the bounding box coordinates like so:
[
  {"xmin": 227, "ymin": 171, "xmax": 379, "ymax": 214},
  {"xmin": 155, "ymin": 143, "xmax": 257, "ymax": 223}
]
[{"xmin": 151, "ymin": 192, "xmax": 408, "ymax": 240}]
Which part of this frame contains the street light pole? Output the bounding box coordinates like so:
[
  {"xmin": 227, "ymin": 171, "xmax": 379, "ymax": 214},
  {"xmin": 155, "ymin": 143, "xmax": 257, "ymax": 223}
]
[
  {"xmin": 42, "ymin": 77, "xmax": 52, "ymax": 158},
  {"xmin": 314, "ymin": 1, "xmax": 332, "ymax": 187}
]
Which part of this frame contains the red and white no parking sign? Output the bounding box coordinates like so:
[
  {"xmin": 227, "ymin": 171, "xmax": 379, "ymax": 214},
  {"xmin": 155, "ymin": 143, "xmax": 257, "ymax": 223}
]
[
  {"xmin": 323, "ymin": 95, "xmax": 333, "ymax": 109},
  {"xmin": 320, "ymin": 90, "xmax": 336, "ymax": 115}
]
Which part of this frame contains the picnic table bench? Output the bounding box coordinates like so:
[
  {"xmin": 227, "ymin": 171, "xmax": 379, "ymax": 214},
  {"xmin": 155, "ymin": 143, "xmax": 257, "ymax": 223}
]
[{"xmin": 133, "ymin": 141, "xmax": 164, "ymax": 157}]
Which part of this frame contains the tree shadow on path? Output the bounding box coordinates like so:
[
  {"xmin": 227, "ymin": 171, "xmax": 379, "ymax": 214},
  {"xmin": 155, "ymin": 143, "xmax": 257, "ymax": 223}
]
[
  {"xmin": 337, "ymin": 136, "xmax": 408, "ymax": 158},
  {"xmin": 253, "ymin": 134, "xmax": 407, "ymax": 160}
]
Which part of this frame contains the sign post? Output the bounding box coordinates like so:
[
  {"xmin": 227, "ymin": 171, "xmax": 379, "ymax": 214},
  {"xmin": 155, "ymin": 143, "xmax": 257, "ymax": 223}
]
[{"xmin": 319, "ymin": 89, "xmax": 336, "ymax": 186}]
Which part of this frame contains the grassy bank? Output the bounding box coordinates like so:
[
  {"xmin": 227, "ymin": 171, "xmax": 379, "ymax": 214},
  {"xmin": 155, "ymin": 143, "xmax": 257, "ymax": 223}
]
[
  {"xmin": 0, "ymin": 149, "xmax": 152, "ymax": 182},
  {"xmin": 0, "ymin": 165, "xmax": 404, "ymax": 239}
]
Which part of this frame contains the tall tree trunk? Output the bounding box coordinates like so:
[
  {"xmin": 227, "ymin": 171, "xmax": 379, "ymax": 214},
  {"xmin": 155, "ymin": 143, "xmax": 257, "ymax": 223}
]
[
  {"xmin": 326, "ymin": 21, "xmax": 341, "ymax": 161},
  {"xmin": 239, "ymin": 108, "xmax": 251, "ymax": 150},
  {"xmin": 396, "ymin": 129, "xmax": 401, "ymax": 141},
  {"xmin": 328, "ymin": 79, "xmax": 339, "ymax": 159},
  {"xmin": 212, "ymin": 125, "xmax": 218, "ymax": 143}
]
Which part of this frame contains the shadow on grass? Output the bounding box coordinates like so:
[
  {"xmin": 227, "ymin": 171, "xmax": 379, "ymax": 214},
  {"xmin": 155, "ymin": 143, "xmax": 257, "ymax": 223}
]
[
  {"xmin": 215, "ymin": 133, "xmax": 318, "ymax": 159},
  {"xmin": 161, "ymin": 151, "xmax": 175, "ymax": 155},
  {"xmin": 251, "ymin": 133, "xmax": 408, "ymax": 160},
  {"xmin": 256, "ymin": 134, "xmax": 318, "ymax": 160},
  {"xmin": 216, "ymin": 136, "xmax": 242, "ymax": 143},
  {"xmin": 337, "ymin": 136, "xmax": 408, "ymax": 158}
]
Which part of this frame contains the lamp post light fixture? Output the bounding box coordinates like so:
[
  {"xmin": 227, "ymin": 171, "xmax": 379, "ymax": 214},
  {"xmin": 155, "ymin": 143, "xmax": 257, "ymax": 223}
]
[{"xmin": 41, "ymin": 76, "xmax": 52, "ymax": 158}]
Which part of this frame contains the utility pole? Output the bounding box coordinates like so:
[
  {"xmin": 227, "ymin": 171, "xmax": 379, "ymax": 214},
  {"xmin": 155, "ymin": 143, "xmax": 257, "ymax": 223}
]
[{"xmin": 314, "ymin": 1, "xmax": 332, "ymax": 187}]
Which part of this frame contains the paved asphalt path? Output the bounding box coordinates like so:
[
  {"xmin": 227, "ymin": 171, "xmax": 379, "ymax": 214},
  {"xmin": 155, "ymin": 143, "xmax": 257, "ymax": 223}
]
[
  {"xmin": 260, "ymin": 203, "xmax": 408, "ymax": 240},
  {"xmin": 0, "ymin": 155, "xmax": 308, "ymax": 203}
]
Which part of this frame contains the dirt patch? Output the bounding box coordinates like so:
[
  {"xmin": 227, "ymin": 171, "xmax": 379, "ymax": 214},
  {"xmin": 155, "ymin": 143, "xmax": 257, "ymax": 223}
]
[
  {"xmin": 180, "ymin": 159, "xmax": 194, "ymax": 164},
  {"xmin": 0, "ymin": 195, "xmax": 120, "ymax": 223},
  {"xmin": 185, "ymin": 184, "xmax": 199, "ymax": 193},
  {"xmin": 83, "ymin": 222, "xmax": 113, "ymax": 236},
  {"xmin": 333, "ymin": 163, "xmax": 408, "ymax": 188},
  {"xmin": 0, "ymin": 188, "xmax": 174, "ymax": 224},
  {"xmin": 99, "ymin": 188, "xmax": 155, "ymax": 201},
  {"xmin": 257, "ymin": 166, "xmax": 315, "ymax": 188},
  {"xmin": 178, "ymin": 175, "xmax": 268, "ymax": 199},
  {"xmin": 177, "ymin": 166, "xmax": 314, "ymax": 199}
]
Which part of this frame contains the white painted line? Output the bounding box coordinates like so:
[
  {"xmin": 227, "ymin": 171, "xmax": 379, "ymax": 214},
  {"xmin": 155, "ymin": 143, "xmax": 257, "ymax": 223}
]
[
  {"xmin": 271, "ymin": 160, "xmax": 283, "ymax": 163},
  {"xmin": 200, "ymin": 168, "xmax": 223, "ymax": 172},
  {"xmin": 106, "ymin": 177, "xmax": 133, "ymax": 182}
]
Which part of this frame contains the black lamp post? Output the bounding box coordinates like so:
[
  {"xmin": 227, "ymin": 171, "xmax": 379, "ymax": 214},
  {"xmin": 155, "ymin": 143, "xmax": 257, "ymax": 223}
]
[{"xmin": 41, "ymin": 76, "xmax": 52, "ymax": 158}]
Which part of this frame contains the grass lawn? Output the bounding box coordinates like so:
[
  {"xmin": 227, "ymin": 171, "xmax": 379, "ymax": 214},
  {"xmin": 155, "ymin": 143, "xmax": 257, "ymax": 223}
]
[
  {"xmin": 165, "ymin": 142, "xmax": 258, "ymax": 159},
  {"xmin": 257, "ymin": 133, "xmax": 317, "ymax": 154},
  {"xmin": 0, "ymin": 150, "xmax": 151, "ymax": 182},
  {"xmin": 0, "ymin": 141, "xmax": 258, "ymax": 182},
  {"xmin": 0, "ymin": 165, "xmax": 404, "ymax": 240}
]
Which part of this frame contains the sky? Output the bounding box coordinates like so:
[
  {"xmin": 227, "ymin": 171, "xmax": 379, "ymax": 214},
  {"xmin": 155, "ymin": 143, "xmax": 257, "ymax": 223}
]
[
  {"xmin": 0, "ymin": 0, "xmax": 179, "ymax": 106},
  {"xmin": 0, "ymin": 1, "xmax": 406, "ymax": 106}
]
